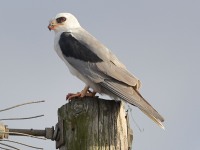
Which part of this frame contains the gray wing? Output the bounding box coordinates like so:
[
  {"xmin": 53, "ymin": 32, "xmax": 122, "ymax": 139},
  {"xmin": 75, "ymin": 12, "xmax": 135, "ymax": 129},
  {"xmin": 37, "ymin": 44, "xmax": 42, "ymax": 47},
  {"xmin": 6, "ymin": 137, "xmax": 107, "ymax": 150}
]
[
  {"xmin": 71, "ymin": 28, "xmax": 141, "ymax": 88},
  {"xmin": 71, "ymin": 28, "xmax": 129, "ymax": 69},
  {"xmin": 96, "ymin": 62, "xmax": 164, "ymax": 122},
  {"xmin": 59, "ymin": 28, "xmax": 164, "ymax": 124}
]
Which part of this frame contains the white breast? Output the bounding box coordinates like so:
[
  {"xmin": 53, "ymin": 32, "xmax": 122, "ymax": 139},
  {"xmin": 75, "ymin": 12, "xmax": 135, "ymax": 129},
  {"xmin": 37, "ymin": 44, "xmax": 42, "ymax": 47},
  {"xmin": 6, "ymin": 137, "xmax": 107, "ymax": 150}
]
[{"xmin": 54, "ymin": 32, "xmax": 91, "ymax": 85}]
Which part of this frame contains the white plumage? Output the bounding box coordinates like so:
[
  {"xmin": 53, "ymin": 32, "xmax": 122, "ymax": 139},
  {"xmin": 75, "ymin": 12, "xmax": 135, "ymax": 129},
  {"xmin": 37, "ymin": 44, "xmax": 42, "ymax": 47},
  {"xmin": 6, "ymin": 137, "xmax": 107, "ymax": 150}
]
[{"xmin": 48, "ymin": 13, "xmax": 164, "ymax": 129}]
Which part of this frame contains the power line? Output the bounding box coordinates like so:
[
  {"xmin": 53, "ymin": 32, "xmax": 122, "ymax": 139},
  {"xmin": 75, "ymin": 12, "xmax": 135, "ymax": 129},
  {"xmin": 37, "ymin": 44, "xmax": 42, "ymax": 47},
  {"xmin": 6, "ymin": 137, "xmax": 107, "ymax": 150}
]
[
  {"xmin": 0, "ymin": 146, "xmax": 12, "ymax": 150},
  {"xmin": 0, "ymin": 100, "xmax": 45, "ymax": 112},
  {"xmin": 1, "ymin": 131, "xmax": 46, "ymax": 140},
  {"xmin": 0, "ymin": 139, "xmax": 43, "ymax": 150},
  {"xmin": 0, "ymin": 115, "xmax": 44, "ymax": 121},
  {"xmin": 0, "ymin": 143, "xmax": 19, "ymax": 150}
]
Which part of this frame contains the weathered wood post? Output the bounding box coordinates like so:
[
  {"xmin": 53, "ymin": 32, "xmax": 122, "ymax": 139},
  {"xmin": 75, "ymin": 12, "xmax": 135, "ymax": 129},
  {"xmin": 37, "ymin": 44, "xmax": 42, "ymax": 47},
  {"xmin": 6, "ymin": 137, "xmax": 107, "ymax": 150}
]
[{"xmin": 55, "ymin": 97, "xmax": 133, "ymax": 150}]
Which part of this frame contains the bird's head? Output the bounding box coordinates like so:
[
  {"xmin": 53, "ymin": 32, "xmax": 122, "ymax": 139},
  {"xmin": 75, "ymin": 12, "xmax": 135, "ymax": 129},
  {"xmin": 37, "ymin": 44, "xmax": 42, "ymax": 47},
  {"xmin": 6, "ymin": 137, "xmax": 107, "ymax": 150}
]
[{"xmin": 48, "ymin": 13, "xmax": 81, "ymax": 33}]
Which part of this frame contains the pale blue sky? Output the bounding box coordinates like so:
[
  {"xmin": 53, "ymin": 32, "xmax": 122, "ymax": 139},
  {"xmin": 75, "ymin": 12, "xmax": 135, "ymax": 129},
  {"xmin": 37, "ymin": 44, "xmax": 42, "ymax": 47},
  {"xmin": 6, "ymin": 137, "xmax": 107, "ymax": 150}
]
[{"xmin": 0, "ymin": 0, "xmax": 200, "ymax": 149}]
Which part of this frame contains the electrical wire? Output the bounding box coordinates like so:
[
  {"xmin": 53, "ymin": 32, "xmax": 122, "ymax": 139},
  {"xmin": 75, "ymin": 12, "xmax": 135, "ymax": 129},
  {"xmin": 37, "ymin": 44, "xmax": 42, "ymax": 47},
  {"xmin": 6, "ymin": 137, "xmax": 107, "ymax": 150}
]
[
  {"xmin": 0, "ymin": 143, "xmax": 19, "ymax": 150},
  {"xmin": 127, "ymin": 105, "xmax": 144, "ymax": 132},
  {"xmin": 0, "ymin": 100, "xmax": 45, "ymax": 112},
  {"xmin": 0, "ymin": 131, "xmax": 46, "ymax": 140},
  {"xmin": 0, "ymin": 100, "xmax": 46, "ymax": 149},
  {"xmin": 0, "ymin": 115, "xmax": 44, "ymax": 121},
  {"xmin": 0, "ymin": 146, "xmax": 12, "ymax": 150},
  {"xmin": 0, "ymin": 139, "xmax": 43, "ymax": 150}
]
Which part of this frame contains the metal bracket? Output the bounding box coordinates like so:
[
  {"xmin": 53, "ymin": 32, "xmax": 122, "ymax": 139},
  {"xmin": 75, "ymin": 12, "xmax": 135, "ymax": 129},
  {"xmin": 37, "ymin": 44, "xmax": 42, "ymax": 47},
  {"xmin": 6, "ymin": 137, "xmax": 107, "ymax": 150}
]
[
  {"xmin": 45, "ymin": 126, "xmax": 54, "ymax": 140},
  {"xmin": 54, "ymin": 120, "xmax": 65, "ymax": 149}
]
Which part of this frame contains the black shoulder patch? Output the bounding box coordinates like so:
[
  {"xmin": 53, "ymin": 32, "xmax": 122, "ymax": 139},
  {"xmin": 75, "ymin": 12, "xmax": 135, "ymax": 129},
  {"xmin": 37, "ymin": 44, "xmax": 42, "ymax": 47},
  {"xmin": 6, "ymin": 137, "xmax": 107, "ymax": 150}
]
[{"xmin": 59, "ymin": 32, "xmax": 103, "ymax": 63}]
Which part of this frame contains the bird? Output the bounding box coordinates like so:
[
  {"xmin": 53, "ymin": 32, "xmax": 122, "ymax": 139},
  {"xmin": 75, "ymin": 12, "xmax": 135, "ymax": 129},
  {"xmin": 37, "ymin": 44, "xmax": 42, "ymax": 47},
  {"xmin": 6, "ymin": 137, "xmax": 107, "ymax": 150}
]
[{"xmin": 48, "ymin": 13, "xmax": 164, "ymax": 129}]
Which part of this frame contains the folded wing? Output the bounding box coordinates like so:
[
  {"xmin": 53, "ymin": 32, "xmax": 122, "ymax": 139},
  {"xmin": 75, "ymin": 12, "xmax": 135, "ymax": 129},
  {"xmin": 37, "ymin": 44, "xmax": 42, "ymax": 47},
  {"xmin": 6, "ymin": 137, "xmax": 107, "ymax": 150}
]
[{"xmin": 58, "ymin": 28, "xmax": 164, "ymax": 128}]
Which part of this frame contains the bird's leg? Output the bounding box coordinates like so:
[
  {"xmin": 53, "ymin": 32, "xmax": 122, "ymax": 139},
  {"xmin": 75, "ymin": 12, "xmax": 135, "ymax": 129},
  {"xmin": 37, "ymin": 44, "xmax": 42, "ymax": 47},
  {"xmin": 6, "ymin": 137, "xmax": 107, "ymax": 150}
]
[
  {"xmin": 80, "ymin": 85, "xmax": 90, "ymax": 97},
  {"xmin": 66, "ymin": 85, "xmax": 96, "ymax": 100},
  {"xmin": 87, "ymin": 89, "xmax": 97, "ymax": 97}
]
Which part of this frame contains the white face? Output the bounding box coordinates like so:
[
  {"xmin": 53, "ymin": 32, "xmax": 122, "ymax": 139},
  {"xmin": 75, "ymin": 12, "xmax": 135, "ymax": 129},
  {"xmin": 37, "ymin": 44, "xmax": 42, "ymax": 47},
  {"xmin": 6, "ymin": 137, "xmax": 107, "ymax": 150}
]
[{"xmin": 48, "ymin": 13, "xmax": 81, "ymax": 33}]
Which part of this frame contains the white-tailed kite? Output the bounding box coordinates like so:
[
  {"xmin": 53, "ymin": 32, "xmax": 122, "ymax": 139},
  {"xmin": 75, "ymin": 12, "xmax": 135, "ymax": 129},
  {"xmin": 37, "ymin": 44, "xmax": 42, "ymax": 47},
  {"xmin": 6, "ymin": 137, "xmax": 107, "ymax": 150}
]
[{"xmin": 48, "ymin": 13, "xmax": 164, "ymax": 129}]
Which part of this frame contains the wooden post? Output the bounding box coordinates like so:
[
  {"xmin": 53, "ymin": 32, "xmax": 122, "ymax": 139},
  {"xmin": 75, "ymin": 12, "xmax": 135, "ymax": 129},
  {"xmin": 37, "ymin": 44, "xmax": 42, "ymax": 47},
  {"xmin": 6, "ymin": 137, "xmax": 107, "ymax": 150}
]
[{"xmin": 56, "ymin": 97, "xmax": 133, "ymax": 150}]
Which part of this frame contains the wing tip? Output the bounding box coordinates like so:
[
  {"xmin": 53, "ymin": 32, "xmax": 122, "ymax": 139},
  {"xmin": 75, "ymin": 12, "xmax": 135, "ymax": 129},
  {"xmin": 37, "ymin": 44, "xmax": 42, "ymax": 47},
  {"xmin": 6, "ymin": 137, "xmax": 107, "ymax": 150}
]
[
  {"xmin": 158, "ymin": 122, "xmax": 165, "ymax": 130},
  {"xmin": 141, "ymin": 109, "xmax": 165, "ymax": 130}
]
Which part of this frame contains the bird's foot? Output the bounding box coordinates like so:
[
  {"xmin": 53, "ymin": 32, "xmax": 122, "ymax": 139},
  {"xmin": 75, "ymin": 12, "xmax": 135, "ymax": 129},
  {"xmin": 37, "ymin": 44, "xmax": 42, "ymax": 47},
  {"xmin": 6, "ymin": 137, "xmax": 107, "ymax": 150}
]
[
  {"xmin": 66, "ymin": 92, "xmax": 81, "ymax": 100},
  {"xmin": 66, "ymin": 91, "xmax": 96, "ymax": 100}
]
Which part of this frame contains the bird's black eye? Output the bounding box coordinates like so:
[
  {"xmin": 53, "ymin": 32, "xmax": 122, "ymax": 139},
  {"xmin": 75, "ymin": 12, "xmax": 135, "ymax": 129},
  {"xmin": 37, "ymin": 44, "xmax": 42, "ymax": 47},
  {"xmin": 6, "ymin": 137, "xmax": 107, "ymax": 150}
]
[{"xmin": 56, "ymin": 17, "xmax": 66, "ymax": 23}]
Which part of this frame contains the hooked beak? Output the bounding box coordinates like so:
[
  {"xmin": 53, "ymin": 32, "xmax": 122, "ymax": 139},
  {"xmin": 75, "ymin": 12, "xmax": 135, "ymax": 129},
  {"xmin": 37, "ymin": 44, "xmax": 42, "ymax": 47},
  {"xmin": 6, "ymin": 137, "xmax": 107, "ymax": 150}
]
[
  {"xmin": 48, "ymin": 19, "xmax": 57, "ymax": 31},
  {"xmin": 48, "ymin": 25, "xmax": 52, "ymax": 31}
]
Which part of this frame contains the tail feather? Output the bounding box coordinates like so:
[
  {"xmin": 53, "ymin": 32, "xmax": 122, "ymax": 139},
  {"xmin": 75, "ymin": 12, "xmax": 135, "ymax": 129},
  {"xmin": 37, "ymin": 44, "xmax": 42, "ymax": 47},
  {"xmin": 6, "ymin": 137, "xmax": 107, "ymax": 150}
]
[
  {"xmin": 140, "ymin": 109, "xmax": 165, "ymax": 130},
  {"xmin": 100, "ymin": 80, "xmax": 165, "ymax": 129}
]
